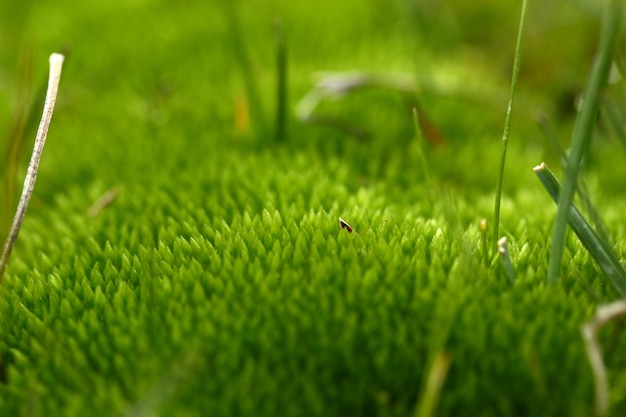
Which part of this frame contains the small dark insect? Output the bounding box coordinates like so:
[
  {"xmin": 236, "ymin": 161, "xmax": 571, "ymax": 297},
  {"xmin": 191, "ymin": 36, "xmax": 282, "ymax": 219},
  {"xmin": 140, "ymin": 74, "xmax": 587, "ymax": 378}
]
[{"xmin": 339, "ymin": 217, "xmax": 353, "ymax": 233}]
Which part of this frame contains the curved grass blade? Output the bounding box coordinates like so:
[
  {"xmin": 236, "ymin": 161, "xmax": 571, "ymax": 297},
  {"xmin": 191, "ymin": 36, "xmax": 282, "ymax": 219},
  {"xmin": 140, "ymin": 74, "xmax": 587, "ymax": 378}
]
[
  {"xmin": 547, "ymin": 0, "xmax": 623, "ymax": 284},
  {"xmin": 534, "ymin": 163, "xmax": 626, "ymax": 296},
  {"xmin": 536, "ymin": 112, "xmax": 610, "ymax": 243}
]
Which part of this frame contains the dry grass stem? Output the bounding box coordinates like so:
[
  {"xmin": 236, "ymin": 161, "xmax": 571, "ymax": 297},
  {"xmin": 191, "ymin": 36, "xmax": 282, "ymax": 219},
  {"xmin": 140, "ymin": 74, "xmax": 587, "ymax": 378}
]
[
  {"xmin": 581, "ymin": 300, "xmax": 626, "ymax": 416},
  {"xmin": 0, "ymin": 53, "xmax": 64, "ymax": 279}
]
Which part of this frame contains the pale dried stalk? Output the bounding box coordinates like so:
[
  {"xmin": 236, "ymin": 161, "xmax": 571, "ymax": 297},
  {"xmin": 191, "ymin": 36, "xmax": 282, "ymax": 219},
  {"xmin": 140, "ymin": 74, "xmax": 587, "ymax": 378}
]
[
  {"xmin": 88, "ymin": 186, "xmax": 120, "ymax": 217},
  {"xmin": 581, "ymin": 300, "xmax": 626, "ymax": 417},
  {"xmin": 0, "ymin": 53, "xmax": 64, "ymax": 279}
]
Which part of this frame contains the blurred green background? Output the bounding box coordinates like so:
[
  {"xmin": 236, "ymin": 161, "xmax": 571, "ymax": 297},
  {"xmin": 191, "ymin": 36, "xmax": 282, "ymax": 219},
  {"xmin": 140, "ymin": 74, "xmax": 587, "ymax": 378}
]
[{"xmin": 0, "ymin": 0, "xmax": 615, "ymax": 203}]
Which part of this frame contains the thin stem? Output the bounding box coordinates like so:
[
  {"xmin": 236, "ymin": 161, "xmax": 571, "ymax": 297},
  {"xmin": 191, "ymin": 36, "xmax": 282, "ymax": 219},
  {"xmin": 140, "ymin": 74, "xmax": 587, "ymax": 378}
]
[
  {"xmin": 0, "ymin": 53, "xmax": 64, "ymax": 280},
  {"xmin": 547, "ymin": 0, "xmax": 622, "ymax": 284},
  {"xmin": 493, "ymin": 0, "xmax": 528, "ymax": 248}
]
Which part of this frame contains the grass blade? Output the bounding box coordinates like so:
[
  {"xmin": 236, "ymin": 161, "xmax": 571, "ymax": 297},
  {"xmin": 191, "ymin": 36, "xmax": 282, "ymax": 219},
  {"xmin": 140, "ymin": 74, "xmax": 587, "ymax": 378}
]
[
  {"xmin": 493, "ymin": 0, "xmax": 528, "ymax": 248},
  {"xmin": 534, "ymin": 162, "xmax": 626, "ymax": 296},
  {"xmin": 412, "ymin": 107, "xmax": 431, "ymax": 184},
  {"xmin": 274, "ymin": 18, "xmax": 287, "ymax": 143},
  {"xmin": 536, "ymin": 112, "xmax": 611, "ymax": 243},
  {"xmin": 547, "ymin": 0, "xmax": 622, "ymax": 284},
  {"xmin": 0, "ymin": 53, "xmax": 64, "ymax": 280}
]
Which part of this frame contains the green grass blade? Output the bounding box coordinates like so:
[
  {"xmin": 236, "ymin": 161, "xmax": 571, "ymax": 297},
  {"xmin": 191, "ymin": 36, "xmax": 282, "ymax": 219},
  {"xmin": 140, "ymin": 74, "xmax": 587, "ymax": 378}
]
[
  {"xmin": 536, "ymin": 112, "xmax": 611, "ymax": 243},
  {"xmin": 493, "ymin": 0, "xmax": 528, "ymax": 248},
  {"xmin": 547, "ymin": 0, "xmax": 623, "ymax": 284},
  {"xmin": 535, "ymin": 163, "xmax": 626, "ymax": 296},
  {"xmin": 274, "ymin": 18, "xmax": 287, "ymax": 143},
  {"xmin": 412, "ymin": 107, "xmax": 431, "ymax": 184}
]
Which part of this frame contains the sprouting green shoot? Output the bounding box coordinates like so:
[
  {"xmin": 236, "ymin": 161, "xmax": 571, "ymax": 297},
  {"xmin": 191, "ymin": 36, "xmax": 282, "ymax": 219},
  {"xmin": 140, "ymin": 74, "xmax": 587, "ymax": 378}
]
[
  {"xmin": 535, "ymin": 163, "xmax": 626, "ymax": 296},
  {"xmin": 0, "ymin": 53, "xmax": 64, "ymax": 280},
  {"xmin": 274, "ymin": 18, "xmax": 288, "ymax": 143},
  {"xmin": 493, "ymin": 0, "xmax": 528, "ymax": 249},
  {"xmin": 547, "ymin": 0, "xmax": 622, "ymax": 285}
]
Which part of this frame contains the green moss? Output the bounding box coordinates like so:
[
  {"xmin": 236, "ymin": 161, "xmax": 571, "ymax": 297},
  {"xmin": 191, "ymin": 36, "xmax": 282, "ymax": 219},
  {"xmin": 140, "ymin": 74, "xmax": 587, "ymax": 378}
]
[{"xmin": 1, "ymin": 1, "xmax": 626, "ymax": 416}]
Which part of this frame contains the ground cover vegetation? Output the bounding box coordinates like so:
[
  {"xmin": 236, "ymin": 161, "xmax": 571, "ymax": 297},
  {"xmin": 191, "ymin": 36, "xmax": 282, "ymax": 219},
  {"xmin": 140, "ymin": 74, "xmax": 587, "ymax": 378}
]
[{"xmin": 1, "ymin": 0, "xmax": 626, "ymax": 416}]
